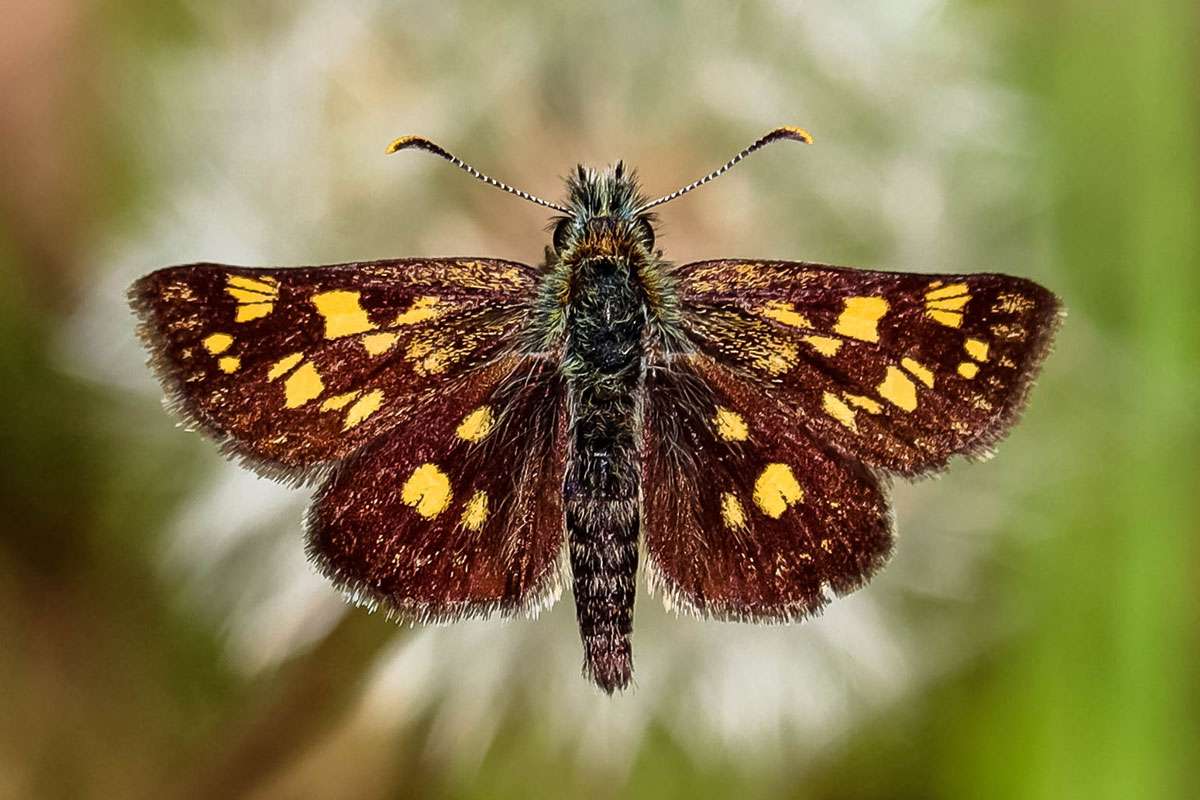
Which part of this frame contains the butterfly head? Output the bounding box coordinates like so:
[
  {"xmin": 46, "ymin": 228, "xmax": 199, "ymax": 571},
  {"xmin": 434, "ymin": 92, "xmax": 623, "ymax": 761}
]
[{"xmin": 551, "ymin": 163, "xmax": 656, "ymax": 262}]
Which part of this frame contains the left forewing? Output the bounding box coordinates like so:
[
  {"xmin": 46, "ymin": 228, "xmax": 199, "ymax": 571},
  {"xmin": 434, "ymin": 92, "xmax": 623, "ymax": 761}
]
[{"xmin": 129, "ymin": 258, "xmax": 537, "ymax": 478}]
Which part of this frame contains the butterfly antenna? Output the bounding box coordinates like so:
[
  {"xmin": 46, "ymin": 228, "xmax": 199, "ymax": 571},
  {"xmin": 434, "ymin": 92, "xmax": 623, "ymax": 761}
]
[
  {"xmin": 387, "ymin": 135, "xmax": 569, "ymax": 213},
  {"xmin": 637, "ymin": 126, "xmax": 813, "ymax": 212}
]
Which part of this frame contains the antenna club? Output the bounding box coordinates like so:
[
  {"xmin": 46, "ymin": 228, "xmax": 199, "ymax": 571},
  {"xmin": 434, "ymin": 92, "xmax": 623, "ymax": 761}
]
[
  {"xmin": 386, "ymin": 135, "xmax": 430, "ymax": 154},
  {"xmin": 770, "ymin": 126, "xmax": 814, "ymax": 145}
]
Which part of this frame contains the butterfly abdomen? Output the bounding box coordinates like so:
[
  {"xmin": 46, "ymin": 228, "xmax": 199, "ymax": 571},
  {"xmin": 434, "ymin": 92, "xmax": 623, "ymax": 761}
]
[{"xmin": 562, "ymin": 255, "xmax": 646, "ymax": 692}]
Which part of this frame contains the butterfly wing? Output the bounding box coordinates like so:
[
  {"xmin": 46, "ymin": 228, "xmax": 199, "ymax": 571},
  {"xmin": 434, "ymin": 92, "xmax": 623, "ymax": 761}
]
[
  {"xmin": 130, "ymin": 258, "xmax": 537, "ymax": 478},
  {"xmin": 308, "ymin": 356, "xmax": 567, "ymax": 619},
  {"xmin": 673, "ymin": 260, "xmax": 1062, "ymax": 475},
  {"xmin": 642, "ymin": 259, "xmax": 1060, "ymax": 618},
  {"xmin": 642, "ymin": 354, "xmax": 892, "ymax": 619}
]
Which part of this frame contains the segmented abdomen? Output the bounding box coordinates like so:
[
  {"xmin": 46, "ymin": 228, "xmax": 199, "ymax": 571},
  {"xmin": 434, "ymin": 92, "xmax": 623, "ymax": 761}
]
[{"xmin": 562, "ymin": 257, "xmax": 645, "ymax": 693}]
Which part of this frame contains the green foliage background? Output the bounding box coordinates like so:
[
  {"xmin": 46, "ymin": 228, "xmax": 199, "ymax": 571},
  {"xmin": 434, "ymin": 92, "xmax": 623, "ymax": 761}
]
[{"xmin": 1, "ymin": 1, "xmax": 1196, "ymax": 797}]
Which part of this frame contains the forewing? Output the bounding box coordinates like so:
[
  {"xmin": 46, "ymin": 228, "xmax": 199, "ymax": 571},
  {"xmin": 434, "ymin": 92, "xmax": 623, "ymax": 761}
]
[
  {"xmin": 642, "ymin": 354, "xmax": 892, "ymax": 620},
  {"xmin": 308, "ymin": 357, "xmax": 567, "ymax": 620},
  {"xmin": 676, "ymin": 260, "xmax": 1061, "ymax": 475},
  {"xmin": 130, "ymin": 258, "xmax": 537, "ymax": 476}
]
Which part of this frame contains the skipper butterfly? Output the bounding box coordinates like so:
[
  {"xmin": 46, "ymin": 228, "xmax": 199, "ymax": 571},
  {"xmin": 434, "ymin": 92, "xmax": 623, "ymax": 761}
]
[{"xmin": 131, "ymin": 128, "xmax": 1061, "ymax": 692}]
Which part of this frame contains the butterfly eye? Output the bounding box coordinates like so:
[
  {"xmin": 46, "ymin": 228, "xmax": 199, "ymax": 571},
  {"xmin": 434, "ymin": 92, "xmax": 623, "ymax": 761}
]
[
  {"xmin": 636, "ymin": 218, "xmax": 656, "ymax": 250},
  {"xmin": 553, "ymin": 219, "xmax": 574, "ymax": 252}
]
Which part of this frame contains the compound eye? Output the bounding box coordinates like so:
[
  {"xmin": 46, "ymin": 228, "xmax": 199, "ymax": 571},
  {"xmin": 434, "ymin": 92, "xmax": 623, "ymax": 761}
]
[
  {"xmin": 636, "ymin": 217, "xmax": 656, "ymax": 250},
  {"xmin": 553, "ymin": 218, "xmax": 573, "ymax": 252}
]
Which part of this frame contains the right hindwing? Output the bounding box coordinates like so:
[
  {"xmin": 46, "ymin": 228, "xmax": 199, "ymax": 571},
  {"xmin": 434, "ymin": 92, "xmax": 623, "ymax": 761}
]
[{"xmin": 641, "ymin": 353, "xmax": 893, "ymax": 621}]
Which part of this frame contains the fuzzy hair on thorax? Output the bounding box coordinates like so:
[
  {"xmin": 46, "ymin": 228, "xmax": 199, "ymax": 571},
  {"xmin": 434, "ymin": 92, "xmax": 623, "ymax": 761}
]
[{"xmin": 553, "ymin": 163, "xmax": 657, "ymax": 266}]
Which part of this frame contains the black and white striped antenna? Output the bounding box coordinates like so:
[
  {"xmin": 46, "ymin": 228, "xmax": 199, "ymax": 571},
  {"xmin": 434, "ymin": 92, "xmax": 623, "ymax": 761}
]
[
  {"xmin": 388, "ymin": 135, "xmax": 569, "ymax": 213},
  {"xmin": 637, "ymin": 126, "xmax": 813, "ymax": 212}
]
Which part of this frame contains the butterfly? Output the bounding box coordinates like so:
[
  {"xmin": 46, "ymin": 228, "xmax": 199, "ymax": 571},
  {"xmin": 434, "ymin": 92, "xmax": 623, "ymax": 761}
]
[{"xmin": 130, "ymin": 127, "xmax": 1061, "ymax": 693}]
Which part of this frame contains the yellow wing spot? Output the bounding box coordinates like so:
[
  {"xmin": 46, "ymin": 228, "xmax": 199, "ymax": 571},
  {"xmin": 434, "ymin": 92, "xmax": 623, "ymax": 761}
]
[
  {"xmin": 401, "ymin": 463, "xmax": 452, "ymax": 518},
  {"xmin": 235, "ymin": 303, "xmax": 273, "ymax": 322},
  {"xmin": 202, "ymin": 333, "xmax": 233, "ymax": 354},
  {"xmin": 321, "ymin": 390, "xmax": 361, "ymax": 411},
  {"xmin": 226, "ymin": 275, "xmax": 277, "ymax": 322},
  {"xmin": 878, "ymin": 366, "xmax": 917, "ymax": 411},
  {"xmin": 833, "ymin": 296, "xmax": 888, "ymax": 342},
  {"xmin": 802, "ymin": 335, "xmax": 842, "ymax": 357},
  {"xmin": 901, "ymin": 357, "xmax": 935, "ymax": 388},
  {"xmin": 714, "ymin": 407, "xmax": 749, "ymax": 441},
  {"xmin": 721, "ymin": 492, "xmax": 747, "ymax": 530},
  {"xmin": 927, "ymin": 295, "xmax": 969, "ymax": 311},
  {"xmin": 456, "ymin": 406, "xmax": 494, "ymax": 442},
  {"xmin": 361, "ymin": 332, "xmax": 399, "ymax": 356},
  {"xmin": 217, "ymin": 356, "xmax": 240, "ymax": 373},
  {"xmin": 957, "ymin": 362, "xmax": 980, "ymax": 379},
  {"xmin": 163, "ymin": 283, "xmax": 195, "ymax": 302},
  {"xmin": 991, "ymin": 323, "xmax": 1027, "ymax": 342},
  {"xmin": 268, "ymin": 352, "xmax": 304, "ymax": 381},
  {"xmin": 225, "ymin": 287, "xmax": 273, "ymax": 303},
  {"xmin": 995, "ymin": 292, "xmax": 1035, "ymax": 313},
  {"xmin": 926, "ymin": 282, "xmax": 969, "ymax": 301},
  {"xmin": 283, "ymin": 361, "xmax": 323, "ymax": 408},
  {"xmin": 822, "ymin": 392, "xmax": 857, "ymax": 431},
  {"xmin": 846, "ymin": 394, "xmax": 883, "ymax": 414},
  {"xmin": 312, "ymin": 290, "xmax": 375, "ymax": 339},
  {"xmin": 420, "ymin": 352, "xmax": 450, "ymax": 375},
  {"xmin": 927, "ymin": 310, "xmax": 961, "ymax": 327},
  {"xmin": 757, "ymin": 341, "xmax": 798, "ymax": 375},
  {"xmin": 495, "ymin": 267, "xmax": 522, "ymax": 286},
  {"xmin": 761, "ymin": 301, "xmax": 812, "ymax": 329},
  {"xmin": 965, "ymin": 338, "xmax": 990, "ymax": 361},
  {"xmin": 461, "ymin": 490, "xmax": 489, "ymax": 531},
  {"xmin": 406, "ymin": 339, "xmax": 451, "ymax": 376},
  {"xmin": 393, "ymin": 296, "xmax": 442, "ymax": 325},
  {"xmin": 753, "ymin": 463, "xmax": 804, "ymax": 519},
  {"xmin": 924, "ymin": 283, "xmax": 970, "ymax": 327},
  {"xmin": 227, "ymin": 275, "xmax": 277, "ymax": 294},
  {"xmin": 344, "ymin": 389, "xmax": 384, "ymax": 429},
  {"xmin": 426, "ymin": 352, "xmax": 451, "ymax": 375},
  {"xmin": 406, "ymin": 339, "xmax": 430, "ymax": 360}
]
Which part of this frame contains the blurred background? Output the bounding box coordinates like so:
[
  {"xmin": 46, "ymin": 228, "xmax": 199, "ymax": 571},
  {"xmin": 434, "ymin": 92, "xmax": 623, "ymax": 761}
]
[{"xmin": 1, "ymin": 1, "xmax": 1197, "ymax": 797}]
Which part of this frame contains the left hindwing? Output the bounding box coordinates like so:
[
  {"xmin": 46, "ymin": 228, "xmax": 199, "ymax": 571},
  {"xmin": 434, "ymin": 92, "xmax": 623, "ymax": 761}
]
[
  {"xmin": 130, "ymin": 258, "xmax": 537, "ymax": 477},
  {"xmin": 309, "ymin": 357, "xmax": 568, "ymax": 620},
  {"xmin": 675, "ymin": 260, "xmax": 1062, "ymax": 475}
]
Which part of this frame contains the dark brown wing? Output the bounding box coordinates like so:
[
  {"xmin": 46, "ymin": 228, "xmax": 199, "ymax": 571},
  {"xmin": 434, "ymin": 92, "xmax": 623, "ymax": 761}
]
[
  {"xmin": 674, "ymin": 260, "xmax": 1062, "ymax": 476},
  {"xmin": 129, "ymin": 258, "xmax": 537, "ymax": 479},
  {"xmin": 308, "ymin": 356, "xmax": 567, "ymax": 620},
  {"xmin": 642, "ymin": 259, "xmax": 1060, "ymax": 618},
  {"xmin": 642, "ymin": 354, "xmax": 892, "ymax": 620}
]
